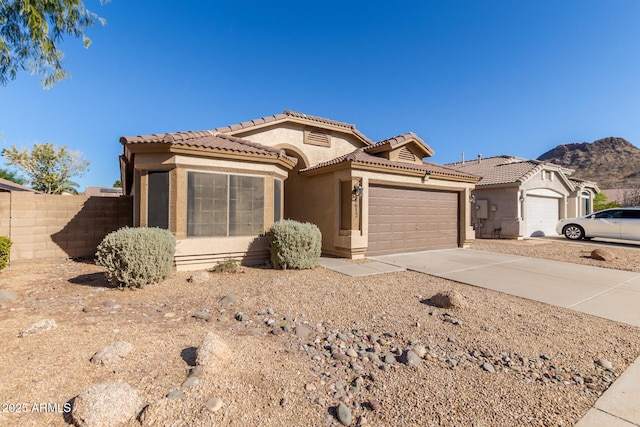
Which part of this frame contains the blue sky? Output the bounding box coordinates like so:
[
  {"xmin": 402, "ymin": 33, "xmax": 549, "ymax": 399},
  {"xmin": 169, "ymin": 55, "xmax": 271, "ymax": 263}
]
[{"xmin": 1, "ymin": 0, "xmax": 639, "ymax": 189}]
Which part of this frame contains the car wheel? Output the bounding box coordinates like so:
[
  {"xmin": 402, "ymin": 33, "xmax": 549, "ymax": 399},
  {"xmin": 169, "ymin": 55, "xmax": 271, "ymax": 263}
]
[{"xmin": 563, "ymin": 225, "xmax": 584, "ymax": 240}]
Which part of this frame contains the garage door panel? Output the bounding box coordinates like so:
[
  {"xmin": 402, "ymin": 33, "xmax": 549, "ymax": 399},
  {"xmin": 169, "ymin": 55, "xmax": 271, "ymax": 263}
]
[
  {"xmin": 524, "ymin": 196, "xmax": 559, "ymax": 237},
  {"xmin": 368, "ymin": 186, "xmax": 458, "ymax": 256}
]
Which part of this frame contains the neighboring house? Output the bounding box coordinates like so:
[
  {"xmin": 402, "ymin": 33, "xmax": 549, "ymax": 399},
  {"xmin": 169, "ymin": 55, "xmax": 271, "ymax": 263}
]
[
  {"xmin": 0, "ymin": 178, "xmax": 36, "ymax": 193},
  {"xmin": 447, "ymin": 155, "xmax": 599, "ymax": 238},
  {"xmin": 83, "ymin": 186, "xmax": 124, "ymax": 197},
  {"xmin": 119, "ymin": 110, "xmax": 479, "ymax": 270}
]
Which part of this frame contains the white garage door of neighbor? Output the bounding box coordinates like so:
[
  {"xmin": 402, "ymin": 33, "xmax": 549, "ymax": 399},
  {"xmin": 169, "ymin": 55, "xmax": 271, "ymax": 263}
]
[{"xmin": 524, "ymin": 196, "xmax": 559, "ymax": 237}]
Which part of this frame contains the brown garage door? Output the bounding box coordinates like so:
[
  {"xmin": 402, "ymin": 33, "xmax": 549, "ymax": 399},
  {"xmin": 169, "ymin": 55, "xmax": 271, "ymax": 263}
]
[{"xmin": 368, "ymin": 185, "xmax": 459, "ymax": 256}]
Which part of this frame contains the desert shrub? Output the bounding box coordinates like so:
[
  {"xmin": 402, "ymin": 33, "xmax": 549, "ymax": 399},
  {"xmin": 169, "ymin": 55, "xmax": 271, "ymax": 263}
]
[
  {"xmin": 96, "ymin": 227, "xmax": 176, "ymax": 289},
  {"xmin": 209, "ymin": 258, "xmax": 240, "ymax": 273},
  {"xmin": 267, "ymin": 220, "xmax": 321, "ymax": 270},
  {"xmin": 0, "ymin": 236, "xmax": 12, "ymax": 270}
]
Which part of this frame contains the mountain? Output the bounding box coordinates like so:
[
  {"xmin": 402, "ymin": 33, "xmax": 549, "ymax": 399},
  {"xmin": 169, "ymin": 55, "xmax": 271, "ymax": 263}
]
[{"xmin": 537, "ymin": 137, "xmax": 640, "ymax": 189}]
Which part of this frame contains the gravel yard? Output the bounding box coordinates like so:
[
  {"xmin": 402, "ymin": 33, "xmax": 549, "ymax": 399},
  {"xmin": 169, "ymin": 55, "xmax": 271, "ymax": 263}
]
[{"xmin": 0, "ymin": 238, "xmax": 639, "ymax": 426}]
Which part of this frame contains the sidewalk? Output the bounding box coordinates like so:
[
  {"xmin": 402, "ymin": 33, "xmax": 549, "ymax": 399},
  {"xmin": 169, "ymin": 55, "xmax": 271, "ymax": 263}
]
[{"xmin": 320, "ymin": 249, "xmax": 640, "ymax": 426}]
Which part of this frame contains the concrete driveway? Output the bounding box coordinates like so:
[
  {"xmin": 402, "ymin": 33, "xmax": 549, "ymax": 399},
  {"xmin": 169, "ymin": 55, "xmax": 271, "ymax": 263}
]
[{"xmin": 371, "ymin": 248, "xmax": 640, "ymax": 327}]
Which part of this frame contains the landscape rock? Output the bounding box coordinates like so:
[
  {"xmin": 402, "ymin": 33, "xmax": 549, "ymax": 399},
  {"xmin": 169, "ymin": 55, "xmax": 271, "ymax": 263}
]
[
  {"xmin": 181, "ymin": 376, "xmax": 200, "ymax": 388},
  {"xmin": 205, "ymin": 397, "xmax": 223, "ymax": 412},
  {"xmin": 591, "ymin": 248, "xmax": 615, "ymax": 261},
  {"xmin": 399, "ymin": 350, "xmax": 422, "ymax": 367},
  {"xmin": 430, "ymin": 290, "xmax": 469, "ymax": 309},
  {"xmin": 219, "ymin": 294, "xmax": 237, "ymax": 306},
  {"xmin": 596, "ymin": 358, "xmax": 613, "ymax": 370},
  {"xmin": 166, "ymin": 390, "xmax": 184, "ymax": 399},
  {"xmin": 19, "ymin": 318, "xmax": 57, "ymax": 337},
  {"xmin": 0, "ymin": 290, "xmax": 17, "ymax": 303},
  {"xmin": 71, "ymin": 382, "xmax": 141, "ymax": 427},
  {"xmin": 482, "ymin": 362, "xmax": 496, "ymax": 373},
  {"xmin": 336, "ymin": 402, "xmax": 353, "ymax": 425},
  {"xmin": 195, "ymin": 332, "xmax": 231, "ymax": 372},
  {"xmin": 192, "ymin": 311, "xmax": 210, "ymax": 320},
  {"xmin": 235, "ymin": 312, "xmax": 249, "ymax": 322},
  {"xmin": 368, "ymin": 398, "xmax": 381, "ymax": 411},
  {"xmin": 295, "ymin": 325, "xmax": 312, "ymax": 340},
  {"xmin": 187, "ymin": 271, "xmax": 210, "ymax": 284},
  {"xmin": 90, "ymin": 341, "xmax": 133, "ymax": 366},
  {"xmin": 412, "ymin": 345, "xmax": 427, "ymax": 358}
]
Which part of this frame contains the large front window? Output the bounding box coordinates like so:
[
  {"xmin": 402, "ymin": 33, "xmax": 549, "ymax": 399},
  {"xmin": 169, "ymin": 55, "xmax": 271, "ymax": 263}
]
[{"xmin": 187, "ymin": 172, "xmax": 264, "ymax": 237}]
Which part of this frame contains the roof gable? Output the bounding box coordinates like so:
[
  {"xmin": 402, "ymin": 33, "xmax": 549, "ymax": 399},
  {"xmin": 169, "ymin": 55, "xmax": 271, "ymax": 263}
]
[
  {"xmin": 214, "ymin": 110, "xmax": 374, "ymax": 147},
  {"xmin": 364, "ymin": 132, "xmax": 435, "ymax": 161}
]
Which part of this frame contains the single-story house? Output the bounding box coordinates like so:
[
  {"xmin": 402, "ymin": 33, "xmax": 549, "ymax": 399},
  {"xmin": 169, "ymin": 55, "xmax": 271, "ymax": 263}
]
[
  {"xmin": 0, "ymin": 177, "xmax": 36, "ymax": 192},
  {"xmin": 119, "ymin": 110, "xmax": 479, "ymax": 270},
  {"xmin": 447, "ymin": 155, "xmax": 599, "ymax": 238}
]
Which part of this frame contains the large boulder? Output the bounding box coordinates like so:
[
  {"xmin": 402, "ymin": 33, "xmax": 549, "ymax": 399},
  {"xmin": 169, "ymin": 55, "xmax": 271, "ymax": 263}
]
[
  {"xmin": 429, "ymin": 290, "xmax": 469, "ymax": 309},
  {"xmin": 591, "ymin": 248, "xmax": 615, "ymax": 261},
  {"xmin": 71, "ymin": 382, "xmax": 142, "ymax": 427}
]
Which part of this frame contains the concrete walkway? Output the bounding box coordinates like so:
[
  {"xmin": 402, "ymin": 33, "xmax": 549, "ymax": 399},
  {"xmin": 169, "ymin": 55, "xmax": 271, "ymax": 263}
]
[
  {"xmin": 320, "ymin": 249, "xmax": 640, "ymax": 426},
  {"xmin": 318, "ymin": 257, "xmax": 405, "ymax": 276}
]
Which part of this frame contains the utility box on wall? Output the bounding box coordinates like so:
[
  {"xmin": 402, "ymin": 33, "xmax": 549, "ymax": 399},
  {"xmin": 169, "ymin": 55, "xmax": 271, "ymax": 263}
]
[{"xmin": 476, "ymin": 199, "xmax": 489, "ymax": 219}]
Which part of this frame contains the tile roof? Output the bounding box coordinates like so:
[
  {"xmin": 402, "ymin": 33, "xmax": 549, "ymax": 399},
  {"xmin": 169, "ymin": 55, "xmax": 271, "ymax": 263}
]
[
  {"xmin": 300, "ymin": 148, "xmax": 479, "ymax": 180},
  {"xmin": 569, "ymin": 178, "xmax": 600, "ymax": 192},
  {"xmin": 119, "ymin": 131, "xmax": 297, "ymax": 164},
  {"xmin": 0, "ymin": 177, "xmax": 36, "ymax": 192},
  {"xmin": 364, "ymin": 132, "xmax": 435, "ymax": 157},
  {"xmin": 446, "ymin": 155, "xmax": 546, "ymax": 186},
  {"xmin": 214, "ymin": 110, "xmax": 374, "ymax": 145}
]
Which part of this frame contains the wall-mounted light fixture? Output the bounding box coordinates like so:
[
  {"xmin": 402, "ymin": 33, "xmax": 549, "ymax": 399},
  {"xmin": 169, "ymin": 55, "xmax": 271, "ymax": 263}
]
[
  {"xmin": 519, "ymin": 195, "xmax": 525, "ymax": 202},
  {"xmin": 353, "ymin": 184, "xmax": 363, "ymax": 198},
  {"xmin": 469, "ymin": 194, "xmax": 476, "ymax": 204},
  {"xmin": 423, "ymin": 172, "xmax": 431, "ymax": 182}
]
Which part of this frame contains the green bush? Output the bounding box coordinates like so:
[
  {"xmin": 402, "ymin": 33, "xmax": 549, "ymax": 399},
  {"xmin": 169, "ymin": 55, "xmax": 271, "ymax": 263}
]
[
  {"xmin": 267, "ymin": 220, "xmax": 321, "ymax": 270},
  {"xmin": 96, "ymin": 227, "xmax": 176, "ymax": 289},
  {"xmin": 0, "ymin": 236, "xmax": 12, "ymax": 270}
]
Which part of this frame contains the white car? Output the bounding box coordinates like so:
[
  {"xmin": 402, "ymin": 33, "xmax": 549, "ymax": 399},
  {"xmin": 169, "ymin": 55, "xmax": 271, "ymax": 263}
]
[{"xmin": 556, "ymin": 207, "xmax": 640, "ymax": 241}]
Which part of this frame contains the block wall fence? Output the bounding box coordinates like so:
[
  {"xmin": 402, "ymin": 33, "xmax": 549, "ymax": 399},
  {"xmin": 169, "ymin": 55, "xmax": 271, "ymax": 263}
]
[{"xmin": 0, "ymin": 192, "xmax": 133, "ymax": 263}]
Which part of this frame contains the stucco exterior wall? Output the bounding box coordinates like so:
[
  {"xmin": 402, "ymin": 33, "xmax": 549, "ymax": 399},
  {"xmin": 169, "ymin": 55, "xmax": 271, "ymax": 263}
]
[
  {"xmin": 472, "ymin": 169, "xmax": 573, "ymax": 239},
  {"xmin": 567, "ymin": 188, "xmax": 596, "ymax": 218},
  {"xmin": 0, "ymin": 192, "xmax": 132, "ymax": 263},
  {"xmin": 132, "ymin": 152, "xmax": 290, "ymax": 271},
  {"xmin": 295, "ymin": 168, "xmax": 476, "ymax": 258},
  {"xmin": 230, "ymin": 124, "xmax": 364, "ymax": 167}
]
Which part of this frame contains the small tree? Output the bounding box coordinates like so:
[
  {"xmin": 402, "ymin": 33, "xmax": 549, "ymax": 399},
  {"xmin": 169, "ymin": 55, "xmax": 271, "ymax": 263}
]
[
  {"xmin": 0, "ymin": 168, "xmax": 26, "ymax": 185},
  {"xmin": 593, "ymin": 192, "xmax": 618, "ymax": 211},
  {"xmin": 2, "ymin": 142, "xmax": 89, "ymax": 194}
]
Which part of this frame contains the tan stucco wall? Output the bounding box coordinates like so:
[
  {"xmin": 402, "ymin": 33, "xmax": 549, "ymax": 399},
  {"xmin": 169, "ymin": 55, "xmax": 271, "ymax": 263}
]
[
  {"xmin": 228, "ymin": 124, "xmax": 364, "ymax": 167},
  {"xmin": 132, "ymin": 151, "xmax": 290, "ymax": 271},
  {"xmin": 0, "ymin": 192, "xmax": 132, "ymax": 263},
  {"xmin": 289, "ymin": 168, "xmax": 476, "ymax": 258},
  {"xmin": 472, "ymin": 187, "xmax": 520, "ymax": 238}
]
